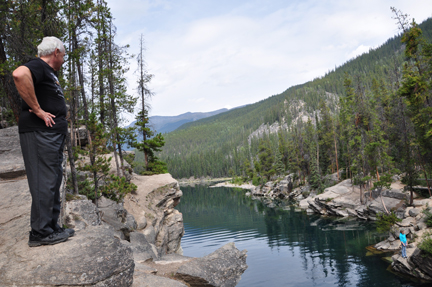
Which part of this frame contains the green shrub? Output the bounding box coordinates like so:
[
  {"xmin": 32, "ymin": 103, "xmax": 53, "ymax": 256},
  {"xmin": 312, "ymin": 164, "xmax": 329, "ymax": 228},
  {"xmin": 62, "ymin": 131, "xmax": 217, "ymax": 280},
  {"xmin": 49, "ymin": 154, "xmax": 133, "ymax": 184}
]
[
  {"xmin": 423, "ymin": 209, "xmax": 432, "ymax": 227},
  {"xmin": 375, "ymin": 212, "xmax": 402, "ymax": 233},
  {"xmin": 252, "ymin": 175, "xmax": 261, "ymax": 186},
  {"xmin": 419, "ymin": 234, "xmax": 432, "ymax": 256},
  {"xmin": 73, "ymin": 177, "xmax": 99, "ymax": 201},
  {"xmin": 230, "ymin": 176, "xmax": 244, "ymax": 185},
  {"xmin": 101, "ymin": 175, "xmax": 137, "ymax": 202}
]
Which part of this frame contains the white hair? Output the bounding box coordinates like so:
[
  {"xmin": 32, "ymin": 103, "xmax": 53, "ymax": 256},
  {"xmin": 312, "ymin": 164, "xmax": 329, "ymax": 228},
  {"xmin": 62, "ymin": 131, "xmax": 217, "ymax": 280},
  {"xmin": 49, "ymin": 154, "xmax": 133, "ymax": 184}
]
[{"xmin": 37, "ymin": 36, "xmax": 65, "ymax": 57}]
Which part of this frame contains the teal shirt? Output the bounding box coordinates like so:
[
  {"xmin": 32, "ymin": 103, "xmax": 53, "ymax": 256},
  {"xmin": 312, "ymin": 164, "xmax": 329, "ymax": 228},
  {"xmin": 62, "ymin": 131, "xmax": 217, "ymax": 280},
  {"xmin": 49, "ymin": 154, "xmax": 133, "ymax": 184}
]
[{"xmin": 399, "ymin": 233, "xmax": 407, "ymax": 244}]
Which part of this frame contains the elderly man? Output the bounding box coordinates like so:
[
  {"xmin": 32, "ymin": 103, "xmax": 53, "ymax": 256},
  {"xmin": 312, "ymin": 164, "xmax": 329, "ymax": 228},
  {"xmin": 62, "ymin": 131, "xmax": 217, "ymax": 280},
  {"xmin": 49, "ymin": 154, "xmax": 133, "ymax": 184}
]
[{"xmin": 13, "ymin": 36, "xmax": 74, "ymax": 247}]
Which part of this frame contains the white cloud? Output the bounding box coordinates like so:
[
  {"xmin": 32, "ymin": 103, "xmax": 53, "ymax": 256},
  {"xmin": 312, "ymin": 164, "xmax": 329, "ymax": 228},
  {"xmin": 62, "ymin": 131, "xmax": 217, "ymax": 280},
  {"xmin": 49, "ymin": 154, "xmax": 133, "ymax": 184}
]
[
  {"xmin": 347, "ymin": 45, "xmax": 372, "ymax": 60},
  {"xmin": 105, "ymin": 0, "xmax": 432, "ymax": 119}
]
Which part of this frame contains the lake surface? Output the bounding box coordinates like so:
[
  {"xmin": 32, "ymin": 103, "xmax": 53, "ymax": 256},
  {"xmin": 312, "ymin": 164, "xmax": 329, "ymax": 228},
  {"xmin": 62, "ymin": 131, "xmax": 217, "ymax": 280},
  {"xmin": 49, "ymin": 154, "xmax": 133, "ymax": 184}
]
[{"xmin": 176, "ymin": 185, "xmax": 428, "ymax": 287}]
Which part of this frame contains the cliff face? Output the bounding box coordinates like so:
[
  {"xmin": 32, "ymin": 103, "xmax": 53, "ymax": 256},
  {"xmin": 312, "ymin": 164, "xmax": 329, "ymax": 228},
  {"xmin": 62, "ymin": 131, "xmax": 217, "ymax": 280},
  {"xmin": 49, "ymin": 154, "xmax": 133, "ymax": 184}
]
[{"xmin": 124, "ymin": 174, "xmax": 184, "ymax": 256}]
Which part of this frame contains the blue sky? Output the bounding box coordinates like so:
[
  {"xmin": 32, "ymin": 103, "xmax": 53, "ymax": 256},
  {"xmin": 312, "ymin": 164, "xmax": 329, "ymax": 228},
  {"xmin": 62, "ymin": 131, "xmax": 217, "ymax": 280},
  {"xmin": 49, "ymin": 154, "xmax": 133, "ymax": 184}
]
[{"xmin": 105, "ymin": 0, "xmax": 432, "ymax": 121}]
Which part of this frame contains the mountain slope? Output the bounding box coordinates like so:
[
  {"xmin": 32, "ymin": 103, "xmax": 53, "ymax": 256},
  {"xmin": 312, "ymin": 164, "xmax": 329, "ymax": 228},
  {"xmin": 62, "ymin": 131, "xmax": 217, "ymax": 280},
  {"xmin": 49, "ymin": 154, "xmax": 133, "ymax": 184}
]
[
  {"xmin": 148, "ymin": 109, "xmax": 229, "ymax": 134},
  {"xmin": 126, "ymin": 109, "xmax": 229, "ymax": 150},
  {"xmin": 158, "ymin": 18, "xmax": 432, "ymax": 179}
]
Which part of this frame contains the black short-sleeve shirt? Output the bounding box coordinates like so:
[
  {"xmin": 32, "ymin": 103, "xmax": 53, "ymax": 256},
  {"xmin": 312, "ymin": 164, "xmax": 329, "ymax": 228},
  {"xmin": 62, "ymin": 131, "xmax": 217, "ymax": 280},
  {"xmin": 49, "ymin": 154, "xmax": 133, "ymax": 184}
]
[{"xmin": 18, "ymin": 58, "xmax": 68, "ymax": 135}]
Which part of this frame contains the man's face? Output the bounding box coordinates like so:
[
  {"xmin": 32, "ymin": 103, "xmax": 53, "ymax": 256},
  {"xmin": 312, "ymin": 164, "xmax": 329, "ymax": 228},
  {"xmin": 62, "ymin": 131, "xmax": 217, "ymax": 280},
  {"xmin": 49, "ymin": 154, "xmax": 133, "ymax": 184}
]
[{"xmin": 53, "ymin": 48, "xmax": 66, "ymax": 71}]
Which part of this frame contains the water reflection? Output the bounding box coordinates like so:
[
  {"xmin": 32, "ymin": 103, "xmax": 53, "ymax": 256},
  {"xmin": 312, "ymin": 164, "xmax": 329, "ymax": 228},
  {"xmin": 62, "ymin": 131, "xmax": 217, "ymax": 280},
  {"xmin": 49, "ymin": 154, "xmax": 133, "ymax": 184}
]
[{"xmin": 177, "ymin": 185, "xmax": 426, "ymax": 287}]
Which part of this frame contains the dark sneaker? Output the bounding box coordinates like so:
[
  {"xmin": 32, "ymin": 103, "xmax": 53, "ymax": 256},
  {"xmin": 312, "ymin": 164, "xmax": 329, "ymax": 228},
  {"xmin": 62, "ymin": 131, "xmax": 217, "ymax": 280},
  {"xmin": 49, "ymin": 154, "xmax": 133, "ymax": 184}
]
[
  {"xmin": 28, "ymin": 230, "xmax": 69, "ymax": 247},
  {"xmin": 57, "ymin": 227, "xmax": 75, "ymax": 237}
]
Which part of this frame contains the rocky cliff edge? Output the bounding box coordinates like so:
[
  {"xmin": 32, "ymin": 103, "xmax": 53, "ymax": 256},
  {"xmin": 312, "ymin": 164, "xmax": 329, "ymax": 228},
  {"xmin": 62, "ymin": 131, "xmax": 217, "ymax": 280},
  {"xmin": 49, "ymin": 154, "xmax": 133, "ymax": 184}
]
[{"xmin": 0, "ymin": 126, "xmax": 248, "ymax": 286}]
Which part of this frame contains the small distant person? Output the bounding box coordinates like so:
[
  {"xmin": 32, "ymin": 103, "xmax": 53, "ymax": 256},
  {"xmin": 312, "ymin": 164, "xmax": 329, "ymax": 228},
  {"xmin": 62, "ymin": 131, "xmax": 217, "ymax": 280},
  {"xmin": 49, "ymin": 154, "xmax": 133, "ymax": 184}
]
[
  {"xmin": 12, "ymin": 36, "xmax": 74, "ymax": 247},
  {"xmin": 399, "ymin": 229, "xmax": 407, "ymax": 259}
]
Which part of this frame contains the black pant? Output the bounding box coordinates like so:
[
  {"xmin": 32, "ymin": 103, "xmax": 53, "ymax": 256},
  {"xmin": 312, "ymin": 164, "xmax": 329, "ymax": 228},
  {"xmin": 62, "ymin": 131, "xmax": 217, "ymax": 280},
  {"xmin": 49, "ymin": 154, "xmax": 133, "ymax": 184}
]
[{"xmin": 19, "ymin": 131, "xmax": 65, "ymax": 236}]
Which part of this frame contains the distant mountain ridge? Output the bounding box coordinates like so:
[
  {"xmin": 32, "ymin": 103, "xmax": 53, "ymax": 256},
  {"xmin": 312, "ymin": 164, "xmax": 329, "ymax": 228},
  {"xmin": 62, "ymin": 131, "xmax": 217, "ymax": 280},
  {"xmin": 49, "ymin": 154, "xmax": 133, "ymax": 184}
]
[
  {"xmin": 126, "ymin": 108, "xmax": 229, "ymax": 149},
  {"xmin": 148, "ymin": 109, "xmax": 229, "ymax": 134}
]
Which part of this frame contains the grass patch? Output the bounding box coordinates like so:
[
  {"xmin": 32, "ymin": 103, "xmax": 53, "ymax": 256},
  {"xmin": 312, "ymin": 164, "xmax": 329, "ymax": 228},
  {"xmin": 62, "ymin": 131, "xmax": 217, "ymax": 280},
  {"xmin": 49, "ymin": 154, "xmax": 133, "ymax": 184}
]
[{"xmin": 65, "ymin": 193, "xmax": 81, "ymax": 201}]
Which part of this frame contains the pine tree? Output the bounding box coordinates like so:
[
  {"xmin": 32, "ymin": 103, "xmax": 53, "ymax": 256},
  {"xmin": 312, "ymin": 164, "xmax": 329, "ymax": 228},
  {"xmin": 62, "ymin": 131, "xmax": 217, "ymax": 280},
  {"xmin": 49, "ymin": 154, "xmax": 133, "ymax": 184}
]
[
  {"xmin": 257, "ymin": 139, "xmax": 275, "ymax": 181},
  {"xmin": 400, "ymin": 21, "xmax": 432, "ymax": 191},
  {"xmin": 274, "ymin": 148, "xmax": 285, "ymax": 176}
]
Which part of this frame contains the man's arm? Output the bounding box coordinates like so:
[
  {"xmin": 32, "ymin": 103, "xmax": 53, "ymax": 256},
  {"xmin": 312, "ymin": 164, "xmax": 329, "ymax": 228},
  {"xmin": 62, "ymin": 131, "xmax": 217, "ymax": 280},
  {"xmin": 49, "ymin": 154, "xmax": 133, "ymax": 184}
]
[{"xmin": 12, "ymin": 66, "xmax": 55, "ymax": 127}]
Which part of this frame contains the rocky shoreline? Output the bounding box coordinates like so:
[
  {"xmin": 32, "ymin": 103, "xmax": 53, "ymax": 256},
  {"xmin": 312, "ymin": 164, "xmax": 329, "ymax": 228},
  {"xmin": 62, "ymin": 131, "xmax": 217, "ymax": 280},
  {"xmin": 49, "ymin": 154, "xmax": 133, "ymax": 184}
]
[
  {"xmin": 213, "ymin": 173, "xmax": 432, "ymax": 281},
  {"xmin": 0, "ymin": 127, "xmax": 248, "ymax": 287},
  {"xmin": 178, "ymin": 176, "xmax": 232, "ymax": 186}
]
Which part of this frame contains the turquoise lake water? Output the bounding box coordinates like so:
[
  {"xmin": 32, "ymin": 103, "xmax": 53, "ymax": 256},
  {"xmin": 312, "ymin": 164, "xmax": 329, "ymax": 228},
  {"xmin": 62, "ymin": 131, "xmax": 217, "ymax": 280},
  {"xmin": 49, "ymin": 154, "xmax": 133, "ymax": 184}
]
[{"xmin": 176, "ymin": 185, "xmax": 428, "ymax": 287}]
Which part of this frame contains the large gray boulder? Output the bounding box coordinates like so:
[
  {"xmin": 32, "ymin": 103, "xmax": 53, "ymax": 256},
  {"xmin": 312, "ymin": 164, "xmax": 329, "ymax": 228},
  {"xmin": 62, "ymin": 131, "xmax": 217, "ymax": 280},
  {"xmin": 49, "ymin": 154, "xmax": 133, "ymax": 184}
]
[
  {"xmin": 380, "ymin": 189, "xmax": 408, "ymax": 200},
  {"xmin": 367, "ymin": 197, "xmax": 403, "ymax": 217},
  {"xmin": 175, "ymin": 243, "xmax": 248, "ymax": 287},
  {"xmin": 0, "ymin": 126, "xmax": 26, "ymax": 179},
  {"xmin": 129, "ymin": 231, "xmax": 158, "ymax": 262},
  {"xmin": 410, "ymin": 247, "xmax": 432, "ymax": 280},
  {"xmin": 124, "ymin": 174, "xmax": 185, "ymax": 256},
  {"xmin": 0, "ymin": 179, "xmax": 135, "ymax": 286},
  {"xmin": 64, "ymin": 197, "xmax": 101, "ymax": 231},
  {"xmin": 409, "ymin": 208, "xmax": 422, "ymax": 217},
  {"xmin": 391, "ymin": 248, "xmax": 432, "ymax": 280},
  {"xmin": 98, "ymin": 196, "xmax": 137, "ymax": 239}
]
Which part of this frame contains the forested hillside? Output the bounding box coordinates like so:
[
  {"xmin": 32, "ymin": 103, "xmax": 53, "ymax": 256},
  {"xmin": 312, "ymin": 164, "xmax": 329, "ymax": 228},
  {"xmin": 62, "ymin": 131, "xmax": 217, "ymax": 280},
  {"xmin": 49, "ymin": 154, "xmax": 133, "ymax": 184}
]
[{"xmin": 160, "ymin": 14, "xmax": 432, "ymax": 201}]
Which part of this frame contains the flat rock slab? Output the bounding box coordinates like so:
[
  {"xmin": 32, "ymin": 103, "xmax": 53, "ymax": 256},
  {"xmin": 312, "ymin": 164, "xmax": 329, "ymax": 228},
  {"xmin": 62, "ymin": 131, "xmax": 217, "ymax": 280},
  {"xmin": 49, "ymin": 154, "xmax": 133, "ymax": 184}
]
[
  {"xmin": 316, "ymin": 190, "xmax": 340, "ymax": 202},
  {"xmin": 155, "ymin": 253, "xmax": 194, "ymax": 265},
  {"xmin": 332, "ymin": 193, "xmax": 362, "ymax": 210},
  {"xmin": 375, "ymin": 239, "xmax": 401, "ymax": 251},
  {"xmin": 175, "ymin": 243, "xmax": 248, "ymax": 287},
  {"xmin": 133, "ymin": 273, "xmax": 188, "ymax": 287},
  {"xmin": 323, "ymin": 179, "xmax": 352, "ymax": 194},
  {"xmin": 0, "ymin": 126, "xmax": 26, "ymax": 179},
  {"xmin": 0, "ymin": 179, "xmax": 134, "ymax": 286},
  {"xmin": 397, "ymin": 217, "xmax": 417, "ymax": 227}
]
